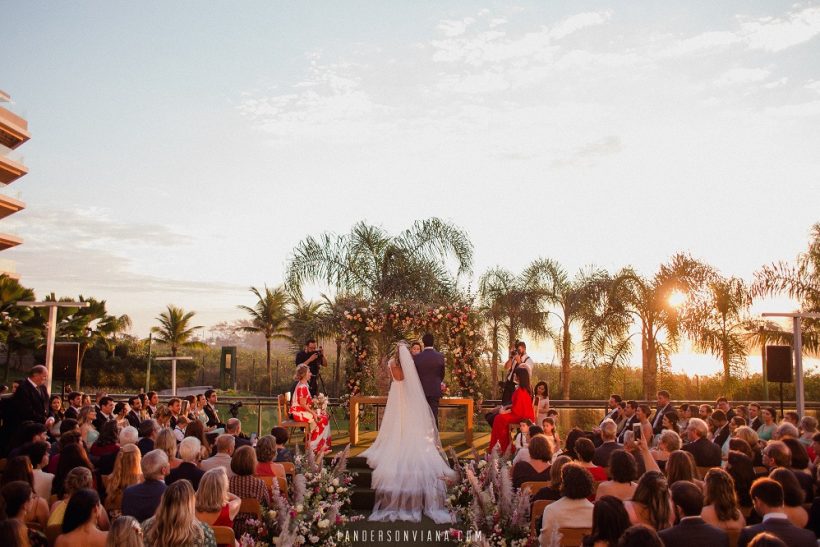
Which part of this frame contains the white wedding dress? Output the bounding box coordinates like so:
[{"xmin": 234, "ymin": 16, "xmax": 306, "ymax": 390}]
[{"xmin": 361, "ymin": 343, "xmax": 455, "ymax": 523}]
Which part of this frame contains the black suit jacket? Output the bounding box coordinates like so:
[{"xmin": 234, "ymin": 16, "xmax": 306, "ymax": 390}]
[
  {"xmin": 737, "ymin": 517, "xmax": 816, "ymax": 547},
  {"xmin": 413, "ymin": 348, "xmax": 445, "ymax": 398},
  {"xmin": 652, "ymin": 403, "xmax": 672, "ymax": 434},
  {"xmin": 682, "ymin": 437, "xmax": 722, "ymax": 467},
  {"xmin": 592, "ymin": 441, "xmax": 623, "ymax": 467},
  {"xmin": 126, "ymin": 410, "xmax": 141, "ymax": 429},
  {"xmin": 617, "ymin": 415, "xmax": 638, "ymax": 443},
  {"xmin": 204, "ymin": 404, "xmax": 221, "ymax": 428},
  {"xmin": 713, "ymin": 424, "xmax": 730, "ymax": 447},
  {"xmin": 166, "ymin": 462, "xmax": 205, "ymax": 491},
  {"xmin": 64, "ymin": 406, "xmax": 80, "ymax": 421},
  {"xmin": 658, "ymin": 517, "xmax": 728, "ymax": 547},
  {"xmin": 750, "ymin": 417, "xmax": 761, "ymax": 431},
  {"xmin": 10, "ymin": 379, "xmax": 48, "ymax": 426},
  {"xmin": 93, "ymin": 413, "xmax": 113, "ymax": 433},
  {"xmin": 136, "ymin": 437, "xmax": 154, "ymax": 456},
  {"xmin": 233, "ymin": 434, "xmax": 251, "ymax": 449}
]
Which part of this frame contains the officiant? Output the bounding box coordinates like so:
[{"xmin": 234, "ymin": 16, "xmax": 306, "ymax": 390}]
[{"xmin": 485, "ymin": 340, "xmax": 534, "ymax": 426}]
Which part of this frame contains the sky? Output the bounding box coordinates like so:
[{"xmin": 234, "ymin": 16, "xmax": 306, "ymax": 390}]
[{"xmin": 1, "ymin": 1, "xmax": 819, "ymax": 376}]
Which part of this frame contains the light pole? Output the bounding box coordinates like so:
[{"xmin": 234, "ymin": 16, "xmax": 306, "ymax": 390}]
[
  {"xmin": 762, "ymin": 312, "xmax": 820, "ymax": 417},
  {"xmin": 154, "ymin": 356, "xmax": 193, "ymax": 396},
  {"xmin": 16, "ymin": 300, "xmax": 90, "ymax": 394}
]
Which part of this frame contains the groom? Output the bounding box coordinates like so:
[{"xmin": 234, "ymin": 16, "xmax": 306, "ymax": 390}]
[{"xmin": 413, "ymin": 332, "xmax": 445, "ymax": 427}]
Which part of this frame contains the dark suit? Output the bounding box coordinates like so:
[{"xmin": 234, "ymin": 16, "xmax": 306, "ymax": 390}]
[
  {"xmin": 64, "ymin": 406, "xmax": 80, "ymax": 421},
  {"xmin": 737, "ymin": 516, "xmax": 817, "ymax": 547},
  {"xmin": 126, "ymin": 410, "xmax": 141, "ymax": 429},
  {"xmin": 165, "ymin": 461, "xmax": 205, "ymax": 490},
  {"xmin": 592, "ymin": 441, "xmax": 623, "ymax": 467},
  {"xmin": 750, "ymin": 417, "xmax": 761, "ymax": 431},
  {"xmin": 93, "ymin": 412, "xmax": 114, "ymax": 432},
  {"xmin": 652, "ymin": 402, "xmax": 673, "ymax": 435},
  {"xmin": 10, "ymin": 379, "xmax": 49, "ymax": 426},
  {"xmin": 122, "ymin": 479, "xmax": 166, "ymax": 523},
  {"xmin": 204, "ymin": 404, "xmax": 222, "ymax": 428},
  {"xmin": 682, "ymin": 437, "xmax": 722, "ymax": 467},
  {"xmin": 136, "ymin": 437, "xmax": 154, "ymax": 456},
  {"xmin": 233, "ymin": 434, "xmax": 252, "ymax": 450},
  {"xmin": 713, "ymin": 424, "xmax": 730, "ymax": 447},
  {"xmin": 617, "ymin": 415, "xmax": 638, "ymax": 443},
  {"xmin": 413, "ymin": 347, "xmax": 445, "ymax": 426},
  {"xmin": 659, "ymin": 517, "xmax": 728, "ymax": 547}
]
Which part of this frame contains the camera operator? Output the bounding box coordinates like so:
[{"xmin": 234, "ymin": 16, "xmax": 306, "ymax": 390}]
[
  {"xmin": 295, "ymin": 338, "xmax": 327, "ymax": 395},
  {"xmin": 486, "ymin": 340, "xmax": 535, "ymax": 426}
]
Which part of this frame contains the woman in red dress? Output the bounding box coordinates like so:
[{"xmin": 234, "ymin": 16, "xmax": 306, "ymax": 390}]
[
  {"xmin": 290, "ymin": 364, "xmax": 332, "ymax": 455},
  {"xmin": 489, "ymin": 368, "xmax": 535, "ymax": 455}
]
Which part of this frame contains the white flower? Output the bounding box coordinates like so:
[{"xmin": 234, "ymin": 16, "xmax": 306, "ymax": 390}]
[
  {"xmin": 327, "ymin": 486, "xmax": 334, "ymax": 493},
  {"xmin": 318, "ymin": 519, "xmax": 330, "ymax": 529},
  {"xmin": 478, "ymin": 460, "xmax": 487, "ymax": 468},
  {"xmin": 309, "ymin": 535, "xmax": 320, "ymax": 543},
  {"xmin": 336, "ymin": 486, "xmax": 345, "ymax": 493},
  {"xmin": 331, "ymin": 478, "xmax": 339, "ymax": 487},
  {"xmin": 296, "ymin": 536, "xmax": 305, "ymax": 545},
  {"xmin": 295, "ymin": 504, "xmax": 304, "ymax": 512}
]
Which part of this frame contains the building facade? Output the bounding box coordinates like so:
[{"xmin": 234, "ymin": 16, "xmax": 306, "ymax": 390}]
[{"xmin": 0, "ymin": 90, "xmax": 29, "ymax": 278}]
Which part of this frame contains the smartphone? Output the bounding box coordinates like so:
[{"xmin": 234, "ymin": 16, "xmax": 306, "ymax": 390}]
[
  {"xmin": 633, "ymin": 423, "xmax": 641, "ymax": 440},
  {"xmin": 624, "ymin": 430, "xmax": 634, "ymax": 444},
  {"xmin": 180, "ymin": 400, "xmax": 189, "ymax": 416},
  {"xmin": 250, "ymin": 432, "xmax": 258, "ymax": 447}
]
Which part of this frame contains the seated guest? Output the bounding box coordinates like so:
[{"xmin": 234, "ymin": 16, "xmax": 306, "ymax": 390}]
[
  {"xmin": 710, "ymin": 410, "xmax": 730, "ymax": 447},
  {"xmin": 155, "ymin": 428, "xmax": 182, "ymax": 470},
  {"xmin": 563, "ymin": 427, "xmax": 587, "ymax": 460},
  {"xmin": 48, "ymin": 467, "xmax": 110, "ymax": 530},
  {"xmin": 47, "ymin": 430, "xmax": 82, "ymax": 474},
  {"xmin": 55, "ymin": 489, "xmax": 108, "ymax": 547},
  {"xmin": 682, "ymin": 418, "xmax": 722, "ymax": 467},
  {"xmin": 91, "ymin": 420, "xmax": 121, "ymax": 475},
  {"xmin": 582, "ymin": 495, "xmax": 630, "ymax": 547},
  {"xmin": 513, "ymin": 425, "xmax": 544, "ymax": 465},
  {"xmin": 768, "ymin": 468, "xmax": 809, "ymax": 528},
  {"xmin": 194, "ymin": 468, "xmax": 241, "ymax": 536},
  {"xmin": 137, "ymin": 419, "xmax": 159, "ymax": 456},
  {"xmin": 538, "ymin": 463, "xmax": 594, "ymax": 546},
  {"xmin": 255, "ymin": 435, "xmax": 286, "ymax": 479},
  {"xmin": 623, "ymin": 471, "xmax": 674, "ymax": 531},
  {"xmin": 729, "ymin": 437, "xmax": 754, "ymax": 460},
  {"xmin": 575, "ymin": 437, "xmax": 608, "ymax": 481},
  {"xmin": 780, "ymin": 438, "xmax": 814, "ymax": 502},
  {"xmin": 226, "ymin": 417, "xmax": 252, "ymax": 449},
  {"xmin": 121, "ymin": 449, "xmax": 169, "ymax": 523},
  {"xmin": 592, "ymin": 419, "xmax": 622, "ymax": 467},
  {"xmin": 650, "ymin": 430, "xmax": 681, "ymax": 471},
  {"xmin": 618, "ymin": 524, "xmax": 664, "ymax": 547},
  {"xmin": 126, "ymin": 397, "xmax": 143, "ymax": 429},
  {"xmin": 141, "ymin": 480, "xmax": 216, "ymax": 546},
  {"xmin": 9, "ymin": 422, "xmax": 49, "ymax": 459},
  {"xmin": 1, "ymin": 455, "xmax": 49, "ymax": 527},
  {"xmin": 166, "ymin": 436, "xmax": 205, "ymax": 490},
  {"xmin": 512, "ymin": 434, "xmax": 551, "ymax": 488},
  {"xmin": 0, "ymin": 481, "xmax": 48, "ymax": 547},
  {"xmin": 762, "ymin": 441, "xmax": 790, "ymax": 472},
  {"xmin": 666, "ymin": 450, "xmax": 705, "ymax": 491},
  {"xmin": 542, "ymin": 416, "xmax": 561, "ymax": 455},
  {"xmin": 532, "ymin": 455, "xmax": 571, "ymax": 502},
  {"xmin": 173, "ymin": 414, "xmax": 190, "ymax": 442},
  {"xmin": 184, "ymin": 419, "xmax": 212, "ymax": 461},
  {"xmin": 270, "ymin": 427, "xmax": 293, "ymax": 462},
  {"xmin": 105, "ymin": 516, "xmax": 142, "ymax": 547},
  {"xmin": 104, "ymin": 444, "xmax": 143, "ymax": 519},
  {"xmin": 798, "ymin": 416, "xmax": 817, "ymax": 447},
  {"xmin": 727, "ymin": 450, "xmax": 756, "ymax": 509},
  {"xmin": 119, "ymin": 425, "xmax": 138, "ymax": 447},
  {"xmin": 661, "ymin": 410, "xmax": 681, "ymax": 436},
  {"xmin": 596, "ymin": 450, "xmax": 637, "ymax": 501},
  {"xmin": 201, "ymin": 434, "xmax": 235, "ymax": 478},
  {"xmin": 722, "ymin": 416, "xmax": 747, "ymax": 458},
  {"xmin": 737, "ymin": 478, "xmax": 816, "ymax": 547},
  {"xmin": 783, "ymin": 411, "xmax": 800, "ymax": 428},
  {"xmin": 114, "ymin": 402, "xmax": 130, "ymax": 430},
  {"xmin": 25, "ymin": 441, "xmax": 54, "ymax": 501},
  {"xmin": 79, "ymin": 405, "xmax": 100, "ymax": 445},
  {"xmin": 756, "ymin": 407, "xmax": 777, "ymax": 441},
  {"xmin": 701, "ymin": 468, "xmax": 746, "ymax": 531},
  {"xmin": 229, "ymin": 445, "xmax": 271, "ymax": 537},
  {"xmin": 659, "ymin": 481, "xmax": 728, "ymax": 547}
]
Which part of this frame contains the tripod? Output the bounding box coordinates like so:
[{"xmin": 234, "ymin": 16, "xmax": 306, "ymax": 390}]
[{"xmin": 314, "ymin": 371, "xmax": 342, "ymax": 431}]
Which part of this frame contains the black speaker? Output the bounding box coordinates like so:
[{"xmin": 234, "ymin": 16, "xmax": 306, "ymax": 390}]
[
  {"xmin": 54, "ymin": 342, "xmax": 80, "ymax": 388},
  {"xmin": 766, "ymin": 345, "xmax": 793, "ymax": 383}
]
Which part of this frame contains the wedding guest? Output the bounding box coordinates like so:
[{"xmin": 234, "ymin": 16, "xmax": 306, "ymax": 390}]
[
  {"xmin": 617, "ymin": 524, "xmax": 664, "ymax": 547},
  {"xmin": 757, "ymin": 407, "xmax": 777, "ymax": 441},
  {"xmin": 270, "ymin": 426, "xmax": 293, "ymax": 462},
  {"xmin": 666, "ymin": 450, "xmax": 704, "ymax": 491},
  {"xmin": 78, "ymin": 405, "xmax": 100, "ymax": 446},
  {"xmin": 153, "ymin": 404, "xmax": 172, "ymax": 429},
  {"xmin": 768, "ymin": 468, "xmax": 809, "ymax": 528},
  {"xmin": 512, "ymin": 434, "xmax": 551, "ymax": 488},
  {"xmin": 65, "ymin": 391, "xmax": 83, "ymax": 421},
  {"xmin": 194, "ymin": 468, "xmax": 241, "ymax": 536},
  {"xmin": 762, "ymin": 441, "xmax": 790, "ymax": 472},
  {"xmin": 126, "ymin": 397, "xmax": 142, "ymax": 428},
  {"xmin": 141, "ymin": 480, "xmax": 216, "ymax": 547},
  {"xmin": 225, "ymin": 418, "xmax": 251, "ymax": 449},
  {"xmin": 593, "ymin": 419, "xmax": 622, "ymax": 467},
  {"xmin": 55, "ymin": 489, "xmax": 108, "ymax": 547},
  {"xmin": 201, "ymin": 434, "xmax": 235, "ymax": 478},
  {"xmin": 488, "ymin": 368, "xmax": 535, "ymax": 455},
  {"xmin": 145, "ymin": 391, "xmax": 158, "ymax": 417},
  {"xmin": 716, "ymin": 397, "xmax": 735, "ymax": 421},
  {"xmin": 533, "ymin": 382, "xmax": 550, "ymax": 426},
  {"xmin": 0, "ymin": 455, "xmax": 49, "ymax": 527},
  {"xmin": 289, "ymin": 364, "xmax": 332, "ymax": 455},
  {"xmin": 660, "ymin": 480, "xmax": 728, "ymax": 547},
  {"xmin": 121, "ymin": 449, "xmax": 169, "ymax": 523},
  {"xmin": 780, "ymin": 437, "xmax": 813, "ymax": 501},
  {"xmin": 541, "ymin": 417, "xmax": 561, "ymax": 455},
  {"xmin": 255, "ymin": 434, "xmax": 286, "ymax": 479},
  {"xmin": 596, "ymin": 450, "xmax": 638, "ymax": 501},
  {"xmin": 623, "ymin": 471, "xmax": 674, "ymax": 531},
  {"xmin": 783, "ymin": 411, "xmax": 800, "ymax": 427},
  {"xmin": 616, "ymin": 401, "xmax": 639, "ymax": 444},
  {"xmin": 0, "ymin": 518, "xmax": 36, "ymax": 547},
  {"xmin": 49, "ymin": 394, "xmax": 65, "ymax": 423},
  {"xmin": 651, "ymin": 391, "xmax": 673, "ymax": 436},
  {"xmin": 634, "ymin": 404, "xmax": 655, "ymax": 445},
  {"xmin": 229, "ymin": 445, "xmax": 270, "ymax": 537},
  {"xmin": 727, "ymin": 450, "xmax": 755, "ymax": 508},
  {"xmin": 9, "ymin": 422, "xmax": 48, "ymax": 459},
  {"xmin": 682, "ymin": 417, "xmax": 722, "ymax": 467},
  {"xmin": 0, "ymin": 481, "xmax": 48, "ymax": 547},
  {"xmin": 539, "ymin": 463, "xmax": 594, "ymax": 546},
  {"xmin": 513, "ymin": 426, "xmax": 544, "ymax": 465},
  {"xmin": 173, "ymin": 414, "xmax": 190, "ymax": 442},
  {"xmin": 582, "ymin": 495, "xmax": 630, "ymax": 547},
  {"xmin": 104, "ymin": 443, "xmax": 143, "ymax": 519},
  {"xmin": 203, "ymin": 390, "xmax": 222, "ymax": 429},
  {"xmin": 701, "ymin": 468, "xmax": 746, "ymax": 531},
  {"xmin": 699, "ymin": 404, "xmax": 713, "ymax": 421},
  {"xmin": 26, "ymin": 441, "xmax": 54, "ymax": 501},
  {"xmin": 599, "ymin": 395, "xmax": 623, "ymax": 427},
  {"xmin": 722, "ymin": 417, "xmax": 749, "ymax": 458},
  {"xmin": 748, "ymin": 403, "xmax": 762, "ymax": 430},
  {"xmin": 734, "ymin": 426, "xmax": 763, "ymax": 466},
  {"xmin": 564, "ymin": 428, "xmax": 587, "ymax": 461},
  {"xmin": 798, "ymin": 416, "xmax": 817, "ymax": 447},
  {"xmin": 167, "ymin": 397, "xmax": 182, "ymax": 430},
  {"xmin": 575, "ymin": 437, "xmax": 608, "ymax": 482},
  {"xmin": 184, "ymin": 419, "xmax": 212, "ymax": 461},
  {"xmin": 52, "ymin": 443, "xmax": 95, "ymax": 498},
  {"xmin": 735, "ymin": 405, "xmax": 749, "ymax": 424},
  {"xmin": 661, "ymin": 411, "xmax": 681, "ymax": 436},
  {"xmin": 410, "ymin": 341, "xmax": 422, "ymax": 355},
  {"xmin": 649, "ymin": 429, "xmax": 681, "ymax": 471},
  {"xmin": 166, "ymin": 436, "xmax": 205, "ymax": 490},
  {"xmin": 48, "ymin": 467, "xmax": 110, "ymax": 530},
  {"xmin": 93, "ymin": 396, "xmax": 116, "ymax": 431},
  {"xmin": 91, "ymin": 420, "xmax": 121, "ymax": 475},
  {"xmin": 155, "ymin": 428, "xmax": 182, "ymax": 469},
  {"xmin": 737, "ymin": 478, "xmax": 816, "ymax": 547},
  {"xmin": 113, "ymin": 402, "xmax": 130, "ymax": 430},
  {"xmin": 532, "ymin": 455, "xmax": 571, "ymax": 502},
  {"xmin": 105, "ymin": 516, "xmax": 143, "ymax": 547},
  {"xmin": 137, "ymin": 419, "xmax": 159, "ymax": 456}
]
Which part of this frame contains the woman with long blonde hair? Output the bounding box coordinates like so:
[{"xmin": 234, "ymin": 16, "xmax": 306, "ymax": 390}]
[
  {"xmin": 103, "ymin": 444, "xmax": 143, "ymax": 518},
  {"xmin": 155, "ymin": 428, "xmax": 182, "ymax": 469},
  {"xmin": 142, "ymin": 480, "xmax": 216, "ymax": 547},
  {"xmin": 195, "ymin": 467, "xmax": 241, "ymax": 533},
  {"xmin": 105, "ymin": 516, "xmax": 143, "ymax": 547},
  {"xmin": 700, "ymin": 468, "xmax": 745, "ymax": 530}
]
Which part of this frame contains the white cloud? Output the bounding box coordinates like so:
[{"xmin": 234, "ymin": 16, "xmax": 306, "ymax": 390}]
[
  {"xmin": 714, "ymin": 67, "xmax": 771, "ymax": 86},
  {"xmin": 550, "ymin": 11, "xmax": 612, "ymax": 40},
  {"xmin": 658, "ymin": 31, "xmax": 743, "ymax": 57},
  {"xmin": 806, "ymin": 80, "xmax": 820, "ymax": 94},
  {"xmin": 437, "ymin": 17, "xmax": 475, "ymax": 37},
  {"xmin": 763, "ymin": 77, "xmax": 788, "ymax": 89},
  {"xmin": 739, "ymin": 6, "xmax": 820, "ymax": 52}
]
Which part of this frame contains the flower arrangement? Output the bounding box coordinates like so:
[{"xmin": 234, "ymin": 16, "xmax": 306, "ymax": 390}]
[
  {"xmin": 312, "ymin": 393, "xmax": 328, "ymax": 413},
  {"xmin": 445, "ymin": 447, "xmax": 531, "ymax": 547},
  {"xmin": 240, "ymin": 445, "xmax": 361, "ymax": 547}
]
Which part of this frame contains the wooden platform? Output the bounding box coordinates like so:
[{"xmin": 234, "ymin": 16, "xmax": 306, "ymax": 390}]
[{"xmin": 324, "ymin": 430, "xmax": 491, "ymax": 460}]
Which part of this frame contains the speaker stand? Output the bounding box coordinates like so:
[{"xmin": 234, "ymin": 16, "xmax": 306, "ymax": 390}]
[{"xmin": 779, "ymin": 382, "xmax": 785, "ymax": 419}]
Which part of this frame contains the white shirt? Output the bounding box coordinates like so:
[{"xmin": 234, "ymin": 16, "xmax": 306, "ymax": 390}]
[
  {"xmin": 507, "ymin": 354, "xmax": 534, "ymax": 380},
  {"xmin": 762, "ymin": 512, "xmax": 789, "ymax": 522},
  {"xmin": 33, "ymin": 469, "xmax": 53, "ymax": 501},
  {"xmin": 512, "ymin": 447, "xmax": 532, "ymax": 466},
  {"xmin": 539, "ymin": 497, "xmax": 594, "ymax": 545},
  {"xmin": 200, "ymin": 453, "xmax": 235, "ymax": 478}
]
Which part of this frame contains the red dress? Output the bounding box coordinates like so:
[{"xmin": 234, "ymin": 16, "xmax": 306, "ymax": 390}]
[
  {"xmin": 489, "ymin": 388, "xmax": 535, "ymax": 454},
  {"xmin": 212, "ymin": 504, "xmax": 233, "ymax": 547},
  {"xmin": 290, "ymin": 382, "xmax": 331, "ymax": 455}
]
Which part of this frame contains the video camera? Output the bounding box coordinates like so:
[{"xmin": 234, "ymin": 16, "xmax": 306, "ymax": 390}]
[{"xmin": 228, "ymin": 401, "xmax": 243, "ymax": 418}]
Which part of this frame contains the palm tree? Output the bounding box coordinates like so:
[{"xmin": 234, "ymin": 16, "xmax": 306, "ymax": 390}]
[
  {"xmin": 50, "ymin": 295, "xmax": 109, "ymax": 388},
  {"xmin": 0, "ymin": 275, "xmax": 37, "ymax": 381},
  {"xmin": 151, "ymin": 305, "xmax": 203, "ymax": 357},
  {"xmin": 97, "ymin": 313, "xmax": 133, "ymax": 357},
  {"xmin": 287, "ymin": 293, "xmax": 329, "ymax": 350},
  {"xmin": 238, "ymin": 287, "xmax": 290, "ymax": 395},
  {"xmin": 286, "ymin": 218, "xmax": 473, "ymax": 305},
  {"xmin": 608, "ymin": 254, "xmax": 712, "ymax": 399},
  {"xmin": 685, "ymin": 275, "xmax": 752, "ymax": 390},
  {"xmin": 753, "ymin": 222, "xmax": 820, "ymax": 354}
]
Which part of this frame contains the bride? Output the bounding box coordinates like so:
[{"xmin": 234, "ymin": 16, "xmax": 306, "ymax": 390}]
[{"xmin": 361, "ymin": 341, "xmax": 454, "ymax": 523}]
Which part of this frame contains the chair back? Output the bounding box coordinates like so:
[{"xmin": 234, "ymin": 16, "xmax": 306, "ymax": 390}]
[
  {"xmin": 530, "ymin": 499, "xmax": 553, "ymax": 536},
  {"xmin": 211, "ymin": 525, "xmax": 236, "ymax": 545},
  {"xmin": 277, "ymin": 395, "xmax": 288, "ymax": 425},
  {"xmin": 239, "ymin": 497, "xmax": 262, "ymax": 517},
  {"xmin": 277, "ymin": 476, "xmax": 288, "ymax": 499},
  {"xmin": 727, "ymin": 528, "xmax": 740, "ymax": 547},
  {"xmin": 558, "ymin": 527, "xmax": 591, "ymax": 547},
  {"xmin": 281, "ymin": 461, "xmax": 296, "ymax": 476},
  {"xmin": 45, "ymin": 523, "xmax": 61, "ymax": 546},
  {"xmin": 520, "ymin": 481, "xmax": 549, "ymax": 497}
]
